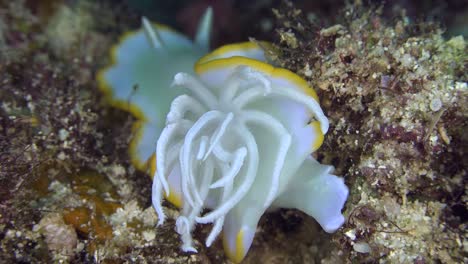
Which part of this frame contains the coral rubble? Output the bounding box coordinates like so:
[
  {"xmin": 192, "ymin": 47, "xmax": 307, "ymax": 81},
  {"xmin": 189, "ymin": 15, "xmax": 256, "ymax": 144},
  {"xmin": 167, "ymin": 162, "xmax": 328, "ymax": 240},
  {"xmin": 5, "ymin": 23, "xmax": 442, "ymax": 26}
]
[{"xmin": 273, "ymin": 1, "xmax": 466, "ymax": 263}]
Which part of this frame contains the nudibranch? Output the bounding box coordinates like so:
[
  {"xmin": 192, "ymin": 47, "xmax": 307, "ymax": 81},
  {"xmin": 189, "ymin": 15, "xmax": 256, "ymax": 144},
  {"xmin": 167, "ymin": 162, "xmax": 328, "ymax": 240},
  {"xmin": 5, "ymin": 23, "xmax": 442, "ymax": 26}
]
[
  {"xmin": 97, "ymin": 7, "xmax": 348, "ymax": 263},
  {"xmin": 152, "ymin": 43, "xmax": 349, "ymax": 262},
  {"xmin": 97, "ymin": 8, "xmax": 213, "ymax": 172}
]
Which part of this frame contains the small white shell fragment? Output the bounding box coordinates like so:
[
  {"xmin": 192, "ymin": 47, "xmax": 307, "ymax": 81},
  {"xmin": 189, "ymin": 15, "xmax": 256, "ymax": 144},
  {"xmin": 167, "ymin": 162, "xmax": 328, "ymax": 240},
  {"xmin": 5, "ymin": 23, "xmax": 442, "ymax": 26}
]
[
  {"xmin": 429, "ymin": 98, "xmax": 442, "ymax": 112},
  {"xmin": 353, "ymin": 242, "xmax": 372, "ymax": 254},
  {"xmin": 345, "ymin": 229, "xmax": 356, "ymax": 240},
  {"xmin": 142, "ymin": 230, "xmax": 156, "ymax": 242},
  {"xmin": 58, "ymin": 128, "xmax": 69, "ymax": 141}
]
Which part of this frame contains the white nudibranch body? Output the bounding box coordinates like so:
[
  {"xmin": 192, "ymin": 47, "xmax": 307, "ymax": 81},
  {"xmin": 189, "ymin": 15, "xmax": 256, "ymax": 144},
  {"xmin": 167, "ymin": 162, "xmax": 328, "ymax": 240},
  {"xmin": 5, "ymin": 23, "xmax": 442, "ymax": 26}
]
[
  {"xmin": 98, "ymin": 8, "xmax": 348, "ymax": 263},
  {"xmin": 152, "ymin": 44, "xmax": 348, "ymax": 262}
]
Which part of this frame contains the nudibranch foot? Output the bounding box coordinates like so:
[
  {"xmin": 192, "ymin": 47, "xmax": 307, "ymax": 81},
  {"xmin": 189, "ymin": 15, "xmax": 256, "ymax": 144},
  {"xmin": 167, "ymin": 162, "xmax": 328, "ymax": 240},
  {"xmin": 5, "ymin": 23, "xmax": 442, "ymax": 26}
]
[{"xmin": 275, "ymin": 157, "xmax": 349, "ymax": 233}]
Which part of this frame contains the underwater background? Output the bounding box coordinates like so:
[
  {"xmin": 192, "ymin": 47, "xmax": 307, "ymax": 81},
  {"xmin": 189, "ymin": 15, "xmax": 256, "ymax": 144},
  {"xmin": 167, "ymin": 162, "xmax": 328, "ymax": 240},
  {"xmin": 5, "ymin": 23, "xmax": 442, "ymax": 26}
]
[{"xmin": 0, "ymin": 0, "xmax": 466, "ymax": 263}]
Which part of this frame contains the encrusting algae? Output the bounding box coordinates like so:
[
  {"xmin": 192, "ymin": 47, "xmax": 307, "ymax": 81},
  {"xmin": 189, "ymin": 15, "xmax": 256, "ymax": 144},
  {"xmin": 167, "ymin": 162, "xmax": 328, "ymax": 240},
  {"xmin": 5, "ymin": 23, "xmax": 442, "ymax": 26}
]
[
  {"xmin": 0, "ymin": 0, "xmax": 466, "ymax": 263},
  {"xmin": 273, "ymin": 1, "xmax": 467, "ymax": 263}
]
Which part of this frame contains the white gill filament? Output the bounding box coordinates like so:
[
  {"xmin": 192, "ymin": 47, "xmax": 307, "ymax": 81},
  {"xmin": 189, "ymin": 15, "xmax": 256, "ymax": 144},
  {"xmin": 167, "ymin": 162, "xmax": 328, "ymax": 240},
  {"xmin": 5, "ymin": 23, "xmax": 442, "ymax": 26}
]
[
  {"xmin": 219, "ymin": 162, "xmax": 235, "ymax": 196},
  {"xmin": 152, "ymin": 171, "xmax": 165, "ymax": 225},
  {"xmin": 178, "ymin": 164, "xmax": 196, "ymax": 251},
  {"xmin": 166, "ymin": 95, "xmax": 206, "ymax": 124},
  {"xmin": 175, "ymin": 216, "xmax": 197, "ymax": 252},
  {"xmin": 234, "ymin": 66, "xmax": 271, "ymax": 91},
  {"xmin": 196, "ymin": 136, "xmax": 209, "ymax": 160},
  {"xmin": 178, "ymin": 159, "xmax": 214, "ymax": 251},
  {"xmin": 241, "ymin": 110, "xmax": 292, "ymax": 207},
  {"xmin": 172, "ymin": 73, "xmax": 218, "ymax": 109},
  {"xmin": 186, "ymin": 156, "xmax": 215, "ymax": 222},
  {"xmin": 156, "ymin": 121, "xmax": 192, "ymax": 195},
  {"xmin": 155, "ymin": 124, "xmax": 178, "ymax": 195},
  {"xmin": 221, "ymin": 66, "xmax": 271, "ymax": 105},
  {"xmin": 164, "ymin": 141, "xmax": 184, "ymax": 181},
  {"xmin": 220, "ymin": 72, "xmax": 243, "ymax": 103},
  {"xmin": 244, "ymin": 67, "xmax": 272, "ymax": 93},
  {"xmin": 232, "ymin": 86, "xmax": 271, "ymax": 108},
  {"xmin": 179, "ymin": 142, "xmax": 197, "ymax": 207},
  {"xmin": 203, "ymin": 112, "xmax": 234, "ymax": 160},
  {"xmin": 184, "ymin": 113, "xmax": 224, "ymax": 205},
  {"xmin": 179, "ymin": 139, "xmax": 196, "ymax": 208},
  {"xmin": 196, "ymin": 125, "xmax": 258, "ymax": 224},
  {"xmin": 153, "ymin": 140, "xmax": 183, "ymax": 226},
  {"xmin": 197, "ymin": 158, "xmax": 215, "ymax": 203},
  {"xmin": 206, "ymin": 216, "xmax": 224, "ymax": 247},
  {"xmin": 181, "ymin": 111, "xmax": 223, "ymax": 206},
  {"xmin": 206, "ymin": 160, "xmax": 237, "ymax": 246},
  {"xmin": 186, "ymin": 157, "xmax": 215, "ymax": 224},
  {"xmin": 212, "ymin": 143, "xmax": 234, "ymax": 162},
  {"xmin": 266, "ymin": 134, "xmax": 291, "ymax": 205},
  {"xmin": 210, "ymin": 147, "xmax": 247, "ymax": 189}
]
